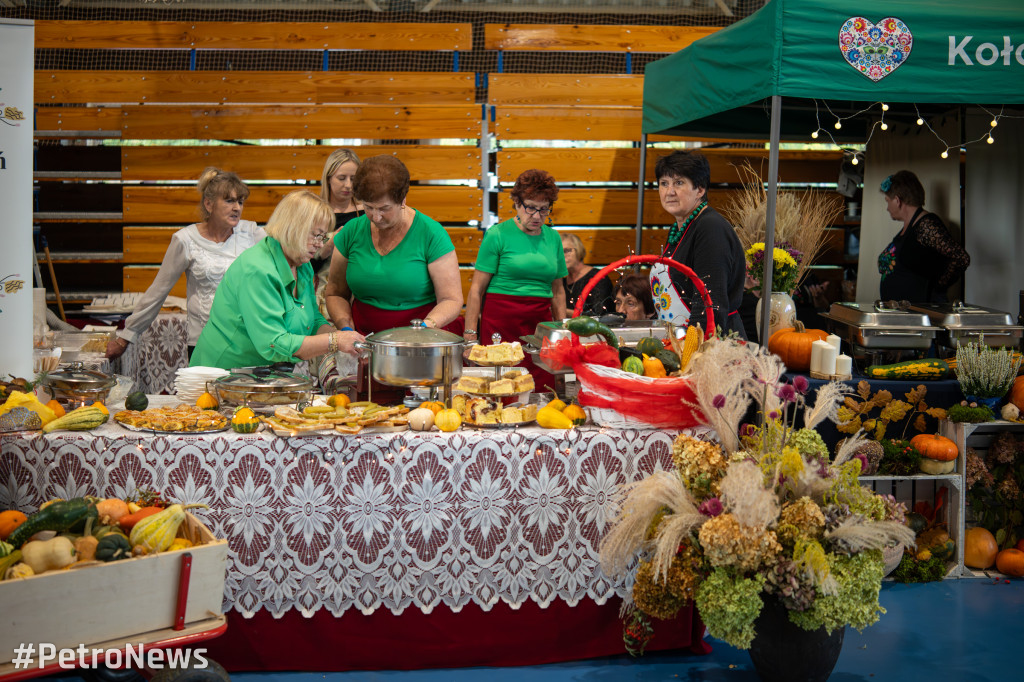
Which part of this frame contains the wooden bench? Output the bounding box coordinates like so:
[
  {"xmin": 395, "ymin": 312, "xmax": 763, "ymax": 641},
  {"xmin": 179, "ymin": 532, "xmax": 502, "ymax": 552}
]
[
  {"xmin": 488, "ymin": 74, "xmax": 642, "ymax": 107},
  {"xmin": 35, "ymin": 21, "xmax": 472, "ymax": 51},
  {"xmin": 483, "ymin": 24, "xmax": 717, "ymax": 53}
]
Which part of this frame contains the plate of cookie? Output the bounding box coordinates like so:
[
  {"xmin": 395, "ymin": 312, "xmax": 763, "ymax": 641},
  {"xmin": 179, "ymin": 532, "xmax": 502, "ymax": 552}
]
[
  {"xmin": 466, "ymin": 342, "xmax": 526, "ymax": 367},
  {"xmin": 454, "ymin": 369, "xmax": 534, "ymax": 397}
]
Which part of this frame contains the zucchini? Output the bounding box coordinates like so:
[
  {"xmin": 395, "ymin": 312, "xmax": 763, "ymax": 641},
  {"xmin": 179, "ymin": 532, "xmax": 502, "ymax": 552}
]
[
  {"xmin": 564, "ymin": 316, "xmax": 620, "ymax": 349},
  {"xmin": 654, "ymin": 348, "xmax": 682, "ymax": 373},
  {"xmin": 864, "ymin": 359, "xmax": 949, "ymax": 381},
  {"xmin": 42, "ymin": 405, "xmax": 108, "ymax": 433},
  {"xmin": 6, "ymin": 497, "xmax": 98, "ymax": 549}
]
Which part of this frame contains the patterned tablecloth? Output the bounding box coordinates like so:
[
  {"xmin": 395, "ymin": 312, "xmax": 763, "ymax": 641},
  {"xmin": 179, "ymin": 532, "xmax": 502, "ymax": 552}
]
[
  {"xmin": 75, "ymin": 314, "xmax": 189, "ymax": 396},
  {"xmin": 0, "ymin": 422, "xmax": 713, "ymax": 619}
]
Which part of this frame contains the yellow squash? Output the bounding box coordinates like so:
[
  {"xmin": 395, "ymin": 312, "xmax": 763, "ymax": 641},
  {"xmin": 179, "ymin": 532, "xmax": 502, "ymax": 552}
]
[
  {"xmin": 129, "ymin": 503, "xmax": 209, "ymax": 553},
  {"xmin": 537, "ymin": 406, "xmax": 574, "ymax": 429}
]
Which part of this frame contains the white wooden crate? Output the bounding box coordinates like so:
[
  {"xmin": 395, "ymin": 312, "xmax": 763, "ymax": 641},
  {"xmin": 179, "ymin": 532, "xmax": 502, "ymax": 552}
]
[{"xmin": 0, "ymin": 513, "xmax": 228, "ymax": 666}]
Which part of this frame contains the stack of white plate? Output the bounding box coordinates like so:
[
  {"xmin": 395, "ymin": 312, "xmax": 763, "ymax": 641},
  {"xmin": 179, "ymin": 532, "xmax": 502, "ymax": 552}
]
[{"xmin": 174, "ymin": 366, "xmax": 229, "ymax": 404}]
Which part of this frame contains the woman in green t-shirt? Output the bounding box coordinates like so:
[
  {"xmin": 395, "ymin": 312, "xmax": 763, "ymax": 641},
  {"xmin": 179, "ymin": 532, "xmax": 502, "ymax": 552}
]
[
  {"xmin": 324, "ymin": 155, "xmax": 463, "ymax": 336},
  {"xmin": 463, "ymin": 169, "xmax": 568, "ymax": 377}
]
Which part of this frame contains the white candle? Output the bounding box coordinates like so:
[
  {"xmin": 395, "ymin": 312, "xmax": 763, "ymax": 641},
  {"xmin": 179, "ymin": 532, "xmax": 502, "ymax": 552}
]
[
  {"xmin": 810, "ymin": 340, "xmax": 826, "ymax": 374},
  {"xmin": 819, "ymin": 344, "xmax": 838, "ymax": 376},
  {"xmin": 826, "ymin": 334, "xmax": 842, "ymax": 354},
  {"xmin": 835, "ymin": 354, "xmax": 852, "ymax": 377}
]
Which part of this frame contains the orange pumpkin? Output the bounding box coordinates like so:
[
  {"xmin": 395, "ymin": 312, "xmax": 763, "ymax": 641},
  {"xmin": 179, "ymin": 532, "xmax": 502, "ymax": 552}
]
[
  {"xmin": 964, "ymin": 527, "xmax": 999, "ymax": 569},
  {"xmin": 1011, "ymin": 376, "xmax": 1024, "ymax": 412},
  {"xmin": 419, "ymin": 401, "xmax": 444, "ymax": 415},
  {"xmin": 909, "ymin": 433, "xmax": 958, "ymax": 461},
  {"xmin": 46, "ymin": 400, "xmax": 66, "ymax": 418},
  {"xmin": 767, "ymin": 321, "xmax": 828, "ymax": 372},
  {"xmin": 0, "ymin": 509, "xmax": 28, "ymax": 541},
  {"xmin": 996, "ymin": 548, "xmax": 1024, "ymax": 577}
]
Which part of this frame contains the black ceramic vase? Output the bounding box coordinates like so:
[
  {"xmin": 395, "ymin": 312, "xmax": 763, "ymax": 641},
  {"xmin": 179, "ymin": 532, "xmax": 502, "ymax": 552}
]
[{"xmin": 747, "ymin": 596, "xmax": 845, "ymax": 682}]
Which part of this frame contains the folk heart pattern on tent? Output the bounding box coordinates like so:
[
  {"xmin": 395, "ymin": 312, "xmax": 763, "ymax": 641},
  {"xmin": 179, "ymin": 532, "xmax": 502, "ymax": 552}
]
[{"xmin": 839, "ymin": 16, "xmax": 913, "ymax": 82}]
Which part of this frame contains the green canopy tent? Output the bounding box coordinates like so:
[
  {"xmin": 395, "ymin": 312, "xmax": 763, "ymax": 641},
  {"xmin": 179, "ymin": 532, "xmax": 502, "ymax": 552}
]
[{"xmin": 638, "ymin": 0, "xmax": 1024, "ymax": 341}]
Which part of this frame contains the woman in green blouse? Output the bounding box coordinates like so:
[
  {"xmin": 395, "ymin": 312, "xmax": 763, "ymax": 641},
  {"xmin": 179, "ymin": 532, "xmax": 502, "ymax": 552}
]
[{"xmin": 191, "ymin": 190, "xmax": 364, "ymax": 370}]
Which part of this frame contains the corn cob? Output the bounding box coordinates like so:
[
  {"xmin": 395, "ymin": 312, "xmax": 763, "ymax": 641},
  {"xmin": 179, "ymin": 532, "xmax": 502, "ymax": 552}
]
[{"xmin": 679, "ymin": 324, "xmax": 702, "ymax": 373}]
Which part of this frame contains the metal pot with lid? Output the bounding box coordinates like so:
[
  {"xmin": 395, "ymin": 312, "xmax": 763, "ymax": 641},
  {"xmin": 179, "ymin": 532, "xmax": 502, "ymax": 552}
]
[
  {"xmin": 354, "ymin": 320, "xmax": 467, "ymax": 402},
  {"xmin": 40, "ymin": 362, "xmax": 116, "ymax": 409},
  {"xmin": 211, "ymin": 368, "xmax": 314, "ymax": 409}
]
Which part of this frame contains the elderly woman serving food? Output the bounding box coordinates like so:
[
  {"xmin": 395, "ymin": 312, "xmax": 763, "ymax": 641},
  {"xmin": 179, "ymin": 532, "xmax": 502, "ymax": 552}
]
[
  {"xmin": 190, "ymin": 190, "xmax": 363, "ymax": 370},
  {"xmin": 324, "ymin": 155, "xmax": 463, "ymax": 335}
]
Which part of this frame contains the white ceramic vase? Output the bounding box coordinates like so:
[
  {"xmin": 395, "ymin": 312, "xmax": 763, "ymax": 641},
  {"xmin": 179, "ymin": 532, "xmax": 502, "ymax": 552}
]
[{"xmin": 754, "ymin": 291, "xmax": 797, "ymax": 343}]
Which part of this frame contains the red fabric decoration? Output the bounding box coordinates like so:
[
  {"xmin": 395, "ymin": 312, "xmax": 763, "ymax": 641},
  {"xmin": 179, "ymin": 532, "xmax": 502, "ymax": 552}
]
[
  {"xmin": 539, "ymin": 337, "xmax": 620, "ymax": 371},
  {"xmin": 574, "ymin": 362, "xmax": 705, "ymax": 429}
]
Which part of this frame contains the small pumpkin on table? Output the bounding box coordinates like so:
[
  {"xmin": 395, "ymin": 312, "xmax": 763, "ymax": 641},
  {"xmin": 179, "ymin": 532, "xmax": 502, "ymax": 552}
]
[{"xmin": 910, "ymin": 432, "xmax": 958, "ymax": 475}]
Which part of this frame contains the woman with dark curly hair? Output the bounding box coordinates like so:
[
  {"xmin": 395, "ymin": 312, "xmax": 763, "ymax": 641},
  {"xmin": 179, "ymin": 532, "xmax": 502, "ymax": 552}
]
[
  {"xmin": 878, "ymin": 170, "xmax": 970, "ymax": 302},
  {"xmin": 464, "ymin": 169, "xmax": 567, "ymax": 371}
]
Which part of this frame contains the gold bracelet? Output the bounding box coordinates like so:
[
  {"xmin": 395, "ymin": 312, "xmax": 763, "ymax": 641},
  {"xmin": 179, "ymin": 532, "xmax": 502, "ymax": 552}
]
[{"xmin": 328, "ymin": 332, "xmax": 338, "ymax": 354}]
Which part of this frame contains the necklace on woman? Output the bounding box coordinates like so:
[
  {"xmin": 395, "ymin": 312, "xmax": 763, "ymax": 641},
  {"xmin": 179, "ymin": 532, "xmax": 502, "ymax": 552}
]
[{"xmin": 665, "ymin": 200, "xmax": 708, "ymax": 247}]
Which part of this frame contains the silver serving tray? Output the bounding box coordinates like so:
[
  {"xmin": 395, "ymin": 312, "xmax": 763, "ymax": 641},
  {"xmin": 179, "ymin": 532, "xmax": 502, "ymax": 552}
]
[
  {"xmin": 906, "ymin": 302, "xmax": 1023, "ymax": 347},
  {"xmin": 533, "ymin": 319, "xmax": 668, "ymax": 347},
  {"xmin": 820, "ymin": 302, "xmax": 936, "ymax": 350}
]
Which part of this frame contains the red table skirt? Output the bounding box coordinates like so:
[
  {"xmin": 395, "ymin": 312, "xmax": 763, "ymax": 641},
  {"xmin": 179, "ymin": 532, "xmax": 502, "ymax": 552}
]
[{"xmin": 205, "ymin": 600, "xmax": 709, "ymax": 672}]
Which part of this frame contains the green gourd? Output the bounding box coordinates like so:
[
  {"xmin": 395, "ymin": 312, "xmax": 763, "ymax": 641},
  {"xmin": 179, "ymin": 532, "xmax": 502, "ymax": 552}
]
[
  {"xmin": 635, "ymin": 337, "xmax": 663, "ymax": 357},
  {"xmin": 95, "ymin": 533, "xmax": 132, "ymax": 561},
  {"xmin": 41, "ymin": 405, "xmax": 108, "ymax": 433},
  {"xmin": 564, "ymin": 316, "xmax": 620, "ymax": 349},
  {"xmin": 124, "ymin": 391, "xmax": 149, "ymax": 411},
  {"xmin": 6, "ymin": 498, "xmax": 97, "ymax": 549},
  {"xmin": 654, "ymin": 349, "xmax": 682, "ymax": 373},
  {"xmin": 621, "ymin": 356, "xmax": 644, "ymax": 375}
]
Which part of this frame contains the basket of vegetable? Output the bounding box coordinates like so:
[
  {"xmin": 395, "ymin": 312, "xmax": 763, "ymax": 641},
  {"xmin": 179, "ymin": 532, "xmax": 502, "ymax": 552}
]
[{"xmin": 542, "ymin": 255, "xmax": 715, "ymax": 430}]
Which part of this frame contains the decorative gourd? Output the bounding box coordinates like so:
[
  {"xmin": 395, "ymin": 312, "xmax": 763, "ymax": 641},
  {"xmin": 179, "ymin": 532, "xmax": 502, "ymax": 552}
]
[
  {"xmin": 544, "ymin": 398, "xmax": 566, "ymax": 412},
  {"xmin": 94, "ymin": 498, "xmax": 130, "ymax": 526},
  {"xmin": 910, "ymin": 433, "xmax": 958, "ymax": 467},
  {"xmin": 326, "ymin": 394, "xmax": 351, "ymax": 409},
  {"xmin": 996, "ymin": 548, "xmax": 1024, "ymax": 577},
  {"xmin": 231, "ymin": 407, "xmax": 261, "ymax": 433},
  {"xmin": 129, "ymin": 503, "xmax": 209, "ymax": 554},
  {"xmin": 864, "ymin": 359, "xmax": 949, "ymax": 381},
  {"xmin": 635, "ymin": 337, "xmax": 663, "ymax": 357},
  {"xmin": 916, "ymin": 527, "xmax": 955, "ymax": 561},
  {"xmin": 434, "ymin": 409, "xmax": 462, "ymax": 432},
  {"xmin": 621, "ymin": 356, "xmax": 644, "ymax": 375},
  {"xmin": 654, "ymin": 349, "xmax": 681, "ymax": 373},
  {"xmin": 92, "ymin": 524, "xmax": 128, "ymax": 541},
  {"xmin": 564, "ymin": 316, "xmax": 619, "ymax": 348},
  {"xmin": 6, "ymin": 498, "xmax": 97, "ymax": 549},
  {"xmin": 90, "ymin": 401, "xmax": 109, "ymax": 416},
  {"xmin": 0, "ymin": 540, "xmax": 12, "ymax": 557},
  {"xmin": 407, "ymin": 407, "xmax": 435, "ymax": 431},
  {"xmin": 964, "ymin": 526, "xmax": 999, "ymax": 569},
  {"xmin": 196, "ymin": 392, "xmax": 219, "ymax": 410},
  {"xmin": 537, "ymin": 406, "xmax": 574, "ymax": 429},
  {"xmin": 904, "ymin": 511, "xmax": 928, "ymax": 535},
  {"xmin": 5, "ymin": 562, "xmax": 33, "ymax": 580},
  {"xmin": 0, "ymin": 549, "xmax": 22, "ymax": 577},
  {"xmin": 0, "ymin": 510, "xmax": 28, "ymax": 541},
  {"xmin": 419, "ymin": 401, "xmax": 444, "ymax": 415},
  {"xmin": 642, "ymin": 354, "xmax": 667, "ymax": 378},
  {"xmin": 117, "ymin": 506, "xmax": 163, "ymax": 532},
  {"xmin": 124, "ymin": 391, "xmax": 149, "ymax": 411},
  {"xmin": 46, "ymin": 400, "xmax": 65, "ymax": 418},
  {"xmin": 95, "ymin": 533, "xmax": 132, "ymax": 561},
  {"xmin": 1012, "ymin": 376, "xmax": 1024, "ymax": 412},
  {"xmin": 41, "ymin": 405, "xmax": 108, "ymax": 433},
  {"xmin": 20, "ymin": 536, "xmax": 76, "ymax": 574},
  {"xmin": 168, "ymin": 537, "xmax": 194, "ymax": 552},
  {"xmin": 74, "ymin": 534, "xmax": 99, "ymax": 561},
  {"xmin": 767, "ymin": 321, "xmax": 828, "ymax": 372},
  {"xmin": 562, "ymin": 403, "xmax": 587, "ymax": 426}
]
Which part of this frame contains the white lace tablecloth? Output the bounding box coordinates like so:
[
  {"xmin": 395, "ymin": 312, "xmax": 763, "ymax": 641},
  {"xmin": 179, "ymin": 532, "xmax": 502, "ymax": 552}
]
[
  {"xmin": 75, "ymin": 314, "xmax": 188, "ymax": 396},
  {"xmin": 1, "ymin": 423, "xmax": 714, "ymax": 619}
]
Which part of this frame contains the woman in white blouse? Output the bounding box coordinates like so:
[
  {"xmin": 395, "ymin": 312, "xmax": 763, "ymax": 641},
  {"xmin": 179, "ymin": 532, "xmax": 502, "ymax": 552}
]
[{"xmin": 105, "ymin": 167, "xmax": 266, "ymax": 360}]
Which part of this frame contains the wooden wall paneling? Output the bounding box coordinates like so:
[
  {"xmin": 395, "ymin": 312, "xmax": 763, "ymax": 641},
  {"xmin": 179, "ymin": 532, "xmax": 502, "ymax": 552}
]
[
  {"xmin": 34, "ymin": 106, "xmax": 122, "ymax": 138},
  {"xmin": 494, "ymin": 106, "xmax": 641, "ymax": 141},
  {"xmin": 123, "ymin": 266, "xmax": 186, "ymax": 297},
  {"xmin": 496, "ymin": 148, "xmax": 844, "ymax": 184},
  {"xmin": 554, "ymin": 228, "xmax": 670, "ymax": 263},
  {"xmin": 121, "ymin": 145, "xmax": 481, "ymax": 182},
  {"xmin": 488, "ymin": 74, "xmax": 642, "ymax": 107},
  {"xmin": 119, "ymin": 104, "xmax": 482, "ymax": 140},
  {"xmin": 36, "ymin": 21, "xmax": 473, "ymax": 51},
  {"xmin": 483, "ymin": 24, "xmax": 717, "ymax": 52},
  {"xmin": 37, "ymin": 71, "xmax": 476, "ymax": 106},
  {"xmin": 123, "ymin": 185, "xmax": 483, "ymax": 224},
  {"xmin": 497, "ymin": 188, "xmax": 737, "ymax": 225},
  {"xmin": 124, "ymin": 225, "xmax": 485, "ymax": 265}
]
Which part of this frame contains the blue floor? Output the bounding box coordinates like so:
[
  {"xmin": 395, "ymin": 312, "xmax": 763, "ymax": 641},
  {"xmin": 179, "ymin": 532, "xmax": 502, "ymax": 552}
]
[{"xmin": 44, "ymin": 578, "xmax": 1024, "ymax": 682}]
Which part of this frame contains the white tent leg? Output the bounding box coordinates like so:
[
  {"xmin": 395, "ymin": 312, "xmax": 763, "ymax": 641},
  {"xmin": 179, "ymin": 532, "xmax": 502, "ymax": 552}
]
[{"xmin": 758, "ymin": 95, "xmax": 783, "ymax": 345}]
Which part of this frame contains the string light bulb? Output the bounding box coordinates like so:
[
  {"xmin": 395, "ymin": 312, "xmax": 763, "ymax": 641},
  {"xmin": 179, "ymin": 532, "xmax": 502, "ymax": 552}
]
[
  {"xmin": 880, "ymin": 122, "xmax": 888, "ymax": 131},
  {"xmin": 851, "ymin": 155, "xmax": 859, "ymax": 165},
  {"xmin": 990, "ymin": 119, "xmax": 998, "ymax": 128},
  {"xmin": 834, "ymin": 120, "xmax": 842, "ymax": 130},
  {"xmin": 916, "ymin": 117, "xmax": 924, "ymax": 125},
  {"xmin": 941, "ymin": 150, "xmax": 949, "ymax": 159},
  {"xmin": 987, "ymin": 135, "xmax": 995, "ymax": 144},
  {"xmin": 811, "ymin": 130, "xmax": 819, "ymax": 139},
  {"xmin": 881, "ymin": 103, "xmax": 890, "ymax": 112}
]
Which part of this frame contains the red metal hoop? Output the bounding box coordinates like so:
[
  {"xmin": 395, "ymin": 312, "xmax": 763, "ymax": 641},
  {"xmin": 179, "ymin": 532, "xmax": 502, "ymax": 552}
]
[{"xmin": 572, "ymin": 254, "xmax": 716, "ymax": 339}]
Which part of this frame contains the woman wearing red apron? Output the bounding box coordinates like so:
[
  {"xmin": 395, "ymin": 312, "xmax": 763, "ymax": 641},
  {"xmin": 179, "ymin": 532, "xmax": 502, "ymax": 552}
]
[
  {"xmin": 324, "ymin": 155, "xmax": 464, "ymax": 399},
  {"xmin": 463, "ymin": 169, "xmax": 568, "ymax": 392}
]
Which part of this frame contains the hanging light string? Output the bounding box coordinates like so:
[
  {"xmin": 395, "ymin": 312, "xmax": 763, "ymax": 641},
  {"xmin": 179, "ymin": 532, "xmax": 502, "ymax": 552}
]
[{"xmin": 809, "ymin": 100, "xmax": 1024, "ymax": 160}]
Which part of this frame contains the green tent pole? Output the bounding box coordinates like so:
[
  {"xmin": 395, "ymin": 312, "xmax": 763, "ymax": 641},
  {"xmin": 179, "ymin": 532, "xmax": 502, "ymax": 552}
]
[
  {"xmin": 635, "ymin": 134, "xmax": 648, "ymax": 257},
  {"xmin": 758, "ymin": 95, "xmax": 782, "ymax": 345}
]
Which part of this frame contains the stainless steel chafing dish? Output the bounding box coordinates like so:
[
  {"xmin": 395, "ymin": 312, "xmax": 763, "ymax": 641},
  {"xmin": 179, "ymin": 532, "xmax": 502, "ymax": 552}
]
[
  {"xmin": 212, "ymin": 369, "xmax": 314, "ymax": 409},
  {"xmin": 820, "ymin": 301, "xmax": 937, "ymax": 351},
  {"xmin": 906, "ymin": 302, "xmax": 1023, "ymax": 350},
  {"xmin": 520, "ymin": 318, "xmax": 670, "ymax": 375}
]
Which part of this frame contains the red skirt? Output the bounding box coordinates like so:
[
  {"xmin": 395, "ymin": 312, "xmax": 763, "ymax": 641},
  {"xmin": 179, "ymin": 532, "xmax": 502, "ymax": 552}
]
[
  {"xmin": 351, "ymin": 299, "xmax": 464, "ymax": 402},
  {"xmin": 480, "ymin": 292, "xmax": 556, "ymax": 390}
]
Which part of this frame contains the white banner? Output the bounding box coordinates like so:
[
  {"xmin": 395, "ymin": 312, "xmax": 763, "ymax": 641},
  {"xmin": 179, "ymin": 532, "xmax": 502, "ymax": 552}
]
[{"xmin": 0, "ymin": 20, "xmax": 35, "ymax": 381}]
